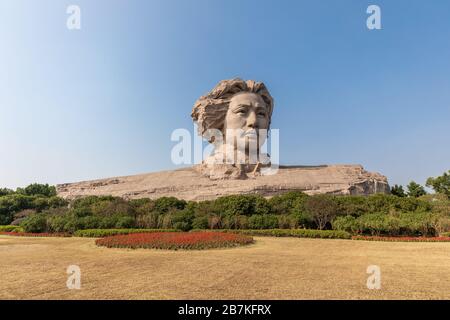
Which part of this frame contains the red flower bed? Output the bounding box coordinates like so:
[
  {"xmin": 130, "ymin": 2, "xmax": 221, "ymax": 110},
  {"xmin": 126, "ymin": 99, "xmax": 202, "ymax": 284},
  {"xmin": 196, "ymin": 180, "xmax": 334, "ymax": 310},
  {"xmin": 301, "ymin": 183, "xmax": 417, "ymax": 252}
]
[
  {"xmin": 0, "ymin": 232, "xmax": 71, "ymax": 237},
  {"xmin": 96, "ymin": 231, "xmax": 254, "ymax": 250},
  {"xmin": 352, "ymin": 235, "xmax": 450, "ymax": 242}
]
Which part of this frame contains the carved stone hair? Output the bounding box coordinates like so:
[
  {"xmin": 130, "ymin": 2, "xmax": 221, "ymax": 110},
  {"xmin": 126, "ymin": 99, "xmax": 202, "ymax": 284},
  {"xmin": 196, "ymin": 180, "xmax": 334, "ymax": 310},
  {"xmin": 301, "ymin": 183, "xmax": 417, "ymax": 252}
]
[{"xmin": 191, "ymin": 78, "xmax": 274, "ymax": 137}]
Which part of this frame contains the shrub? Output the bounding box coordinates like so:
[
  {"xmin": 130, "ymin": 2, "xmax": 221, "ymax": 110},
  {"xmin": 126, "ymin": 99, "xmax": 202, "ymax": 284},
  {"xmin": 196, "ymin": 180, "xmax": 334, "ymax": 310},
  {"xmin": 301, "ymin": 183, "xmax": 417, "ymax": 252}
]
[
  {"xmin": 0, "ymin": 188, "xmax": 14, "ymax": 196},
  {"xmin": 95, "ymin": 198, "xmax": 135, "ymax": 217},
  {"xmin": 352, "ymin": 235, "xmax": 450, "ymax": 242},
  {"xmin": 32, "ymin": 197, "xmax": 53, "ymax": 212},
  {"xmin": 248, "ymin": 214, "xmax": 278, "ymax": 229},
  {"xmin": 158, "ymin": 213, "xmax": 174, "ymax": 229},
  {"xmin": 397, "ymin": 211, "xmax": 437, "ymax": 236},
  {"xmin": 421, "ymin": 194, "xmax": 450, "ymax": 216},
  {"xmin": 207, "ymin": 215, "xmax": 223, "ymax": 229},
  {"xmin": 0, "ymin": 225, "xmax": 24, "ymax": 232},
  {"xmin": 0, "ymin": 194, "xmax": 34, "ymax": 224},
  {"xmin": 393, "ymin": 197, "xmax": 431, "ymax": 212},
  {"xmin": 268, "ymin": 191, "xmax": 308, "ymax": 215},
  {"xmin": 0, "ymin": 231, "xmax": 70, "ymax": 237},
  {"xmin": 192, "ymin": 216, "xmax": 209, "ymax": 229},
  {"xmin": 98, "ymin": 215, "xmax": 119, "ymax": 229},
  {"xmin": 73, "ymin": 207, "xmax": 92, "ymax": 218},
  {"xmin": 253, "ymin": 196, "xmax": 272, "ymax": 215},
  {"xmin": 214, "ymin": 195, "xmax": 271, "ymax": 216},
  {"xmin": 47, "ymin": 214, "xmax": 69, "ymax": 233},
  {"xmin": 191, "ymin": 200, "xmax": 215, "ymax": 217},
  {"xmin": 433, "ymin": 216, "xmax": 450, "ymax": 235},
  {"xmin": 214, "ymin": 195, "xmax": 252, "ymax": 216},
  {"xmin": 63, "ymin": 217, "xmax": 85, "ymax": 233},
  {"xmin": 11, "ymin": 209, "xmax": 37, "ymax": 225},
  {"xmin": 80, "ymin": 215, "xmax": 102, "ymax": 229},
  {"xmin": 172, "ymin": 209, "xmax": 195, "ymax": 231},
  {"xmin": 95, "ymin": 231, "xmax": 254, "ymax": 250},
  {"xmin": 335, "ymin": 196, "xmax": 369, "ymax": 217},
  {"xmin": 222, "ymin": 215, "xmax": 249, "ymax": 229},
  {"xmin": 356, "ymin": 213, "xmax": 398, "ymax": 236},
  {"xmin": 333, "ymin": 212, "xmax": 440, "ymax": 237},
  {"xmin": 47, "ymin": 196, "xmax": 69, "ymax": 209},
  {"xmin": 276, "ymin": 215, "xmax": 292, "ymax": 229},
  {"xmin": 20, "ymin": 214, "xmax": 48, "ymax": 233},
  {"xmin": 366, "ymin": 194, "xmax": 396, "ymax": 213},
  {"xmin": 354, "ymin": 194, "xmax": 431, "ymax": 214},
  {"xmin": 154, "ymin": 197, "xmax": 186, "ymax": 214},
  {"xmin": 288, "ymin": 211, "xmax": 314, "ymax": 228},
  {"xmin": 72, "ymin": 196, "xmax": 115, "ymax": 210},
  {"xmin": 74, "ymin": 228, "xmax": 179, "ymax": 237},
  {"xmin": 136, "ymin": 212, "xmax": 160, "ymax": 228},
  {"xmin": 129, "ymin": 198, "xmax": 154, "ymax": 210},
  {"xmin": 115, "ymin": 216, "xmax": 135, "ymax": 229},
  {"xmin": 332, "ymin": 216, "xmax": 358, "ymax": 233}
]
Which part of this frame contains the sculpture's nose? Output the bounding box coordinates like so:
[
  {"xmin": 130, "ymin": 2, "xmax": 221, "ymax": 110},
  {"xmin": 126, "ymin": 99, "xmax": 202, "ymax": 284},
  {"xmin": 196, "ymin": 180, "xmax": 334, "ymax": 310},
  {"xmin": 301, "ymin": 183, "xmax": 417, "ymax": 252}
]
[{"xmin": 247, "ymin": 111, "xmax": 257, "ymax": 129}]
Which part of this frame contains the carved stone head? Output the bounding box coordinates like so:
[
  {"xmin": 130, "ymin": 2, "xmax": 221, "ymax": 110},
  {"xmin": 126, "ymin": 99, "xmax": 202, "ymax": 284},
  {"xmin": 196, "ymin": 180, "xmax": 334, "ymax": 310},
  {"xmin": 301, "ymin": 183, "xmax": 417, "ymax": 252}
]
[
  {"xmin": 192, "ymin": 78, "xmax": 274, "ymax": 141},
  {"xmin": 191, "ymin": 79, "xmax": 274, "ymax": 179}
]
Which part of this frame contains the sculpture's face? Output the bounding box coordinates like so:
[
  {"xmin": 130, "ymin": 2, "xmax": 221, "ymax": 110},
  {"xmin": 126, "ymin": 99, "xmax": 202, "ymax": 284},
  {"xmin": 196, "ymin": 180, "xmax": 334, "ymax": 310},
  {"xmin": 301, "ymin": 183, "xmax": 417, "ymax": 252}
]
[{"xmin": 224, "ymin": 92, "xmax": 270, "ymax": 149}]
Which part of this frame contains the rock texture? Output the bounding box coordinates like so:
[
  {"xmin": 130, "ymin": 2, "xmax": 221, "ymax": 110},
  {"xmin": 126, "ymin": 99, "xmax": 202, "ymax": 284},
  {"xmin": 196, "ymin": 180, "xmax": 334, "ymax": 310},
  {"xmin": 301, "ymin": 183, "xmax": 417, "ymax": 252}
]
[{"xmin": 56, "ymin": 164, "xmax": 390, "ymax": 201}]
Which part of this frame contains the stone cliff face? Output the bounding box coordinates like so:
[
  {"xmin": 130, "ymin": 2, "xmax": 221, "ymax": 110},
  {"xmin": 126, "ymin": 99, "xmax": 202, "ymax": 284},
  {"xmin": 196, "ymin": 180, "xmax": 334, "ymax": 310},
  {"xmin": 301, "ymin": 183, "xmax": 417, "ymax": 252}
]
[{"xmin": 56, "ymin": 164, "xmax": 390, "ymax": 201}]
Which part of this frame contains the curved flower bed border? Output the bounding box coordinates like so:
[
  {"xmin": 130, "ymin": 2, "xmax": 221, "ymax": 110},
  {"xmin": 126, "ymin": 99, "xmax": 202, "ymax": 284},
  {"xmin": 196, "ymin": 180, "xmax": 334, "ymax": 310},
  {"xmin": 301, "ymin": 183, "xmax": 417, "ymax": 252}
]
[
  {"xmin": 352, "ymin": 235, "xmax": 450, "ymax": 242},
  {"xmin": 0, "ymin": 232, "xmax": 71, "ymax": 237},
  {"xmin": 96, "ymin": 231, "xmax": 254, "ymax": 250}
]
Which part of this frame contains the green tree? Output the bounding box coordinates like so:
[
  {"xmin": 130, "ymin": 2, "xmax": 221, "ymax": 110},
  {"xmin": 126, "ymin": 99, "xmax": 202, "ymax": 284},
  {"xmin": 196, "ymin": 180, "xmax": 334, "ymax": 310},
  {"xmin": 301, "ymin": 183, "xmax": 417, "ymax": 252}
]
[
  {"xmin": 426, "ymin": 170, "xmax": 450, "ymax": 198},
  {"xmin": 213, "ymin": 195, "xmax": 270, "ymax": 216},
  {"xmin": 19, "ymin": 183, "xmax": 57, "ymax": 197},
  {"xmin": 304, "ymin": 195, "xmax": 339, "ymax": 230},
  {"xmin": 391, "ymin": 185, "xmax": 406, "ymax": 197},
  {"xmin": 407, "ymin": 181, "xmax": 427, "ymax": 198},
  {"xmin": 268, "ymin": 191, "xmax": 308, "ymax": 215},
  {"xmin": 154, "ymin": 197, "xmax": 186, "ymax": 214},
  {"xmin": 248, "ymin": 214, "xmax": 278, "ymax": 229},
  {"xmin": 0, "ymin": 188, "xmax": 14, "ymax": 196}
]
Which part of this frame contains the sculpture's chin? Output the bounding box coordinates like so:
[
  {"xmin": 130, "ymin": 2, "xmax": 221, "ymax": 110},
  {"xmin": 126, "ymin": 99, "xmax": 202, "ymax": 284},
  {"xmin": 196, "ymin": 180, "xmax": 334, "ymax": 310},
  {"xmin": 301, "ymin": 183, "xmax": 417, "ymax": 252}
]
[{"xmin": 199, "ymin": 145, "xmax": 272, "ymax": 180}]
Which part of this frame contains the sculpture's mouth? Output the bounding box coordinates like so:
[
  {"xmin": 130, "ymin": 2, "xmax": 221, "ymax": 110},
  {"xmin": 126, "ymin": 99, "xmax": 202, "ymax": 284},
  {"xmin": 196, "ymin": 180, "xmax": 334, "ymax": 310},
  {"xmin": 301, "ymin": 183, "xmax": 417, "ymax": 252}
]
[{"xmin": 243, "ymin": 130, "xmax": 258, "ymax": 139}]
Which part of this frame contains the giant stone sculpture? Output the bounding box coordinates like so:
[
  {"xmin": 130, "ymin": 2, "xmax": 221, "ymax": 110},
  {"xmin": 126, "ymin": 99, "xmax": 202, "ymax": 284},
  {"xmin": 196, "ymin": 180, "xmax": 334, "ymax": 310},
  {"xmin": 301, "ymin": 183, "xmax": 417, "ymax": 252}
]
[
  {"xmin": 57, "ymin": 79, "xmax": 390, "ymax": 200},
  {"xmin": 192, "ymin": 79, "xmax": 273, "ymax": 180}
]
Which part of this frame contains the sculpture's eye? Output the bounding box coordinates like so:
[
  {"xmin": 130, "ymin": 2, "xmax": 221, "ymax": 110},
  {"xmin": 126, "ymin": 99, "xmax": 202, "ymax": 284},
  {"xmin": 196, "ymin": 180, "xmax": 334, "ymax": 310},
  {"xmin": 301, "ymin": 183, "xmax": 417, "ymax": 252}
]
[
  {"xmin": 235, "ymin": 108, "xmax": 247, "ymax": 115},
  {"xmin": 257, "ymin": 111, "xmax": 266, "ymax": 117}
]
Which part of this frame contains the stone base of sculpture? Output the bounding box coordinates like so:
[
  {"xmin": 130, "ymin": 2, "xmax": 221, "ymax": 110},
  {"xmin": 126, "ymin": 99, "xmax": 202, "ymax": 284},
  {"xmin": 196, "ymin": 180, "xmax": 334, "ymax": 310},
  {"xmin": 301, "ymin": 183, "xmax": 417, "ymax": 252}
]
[{"xmin": 56, "ymin": 164, "xmax": 390, "ymax": 201}]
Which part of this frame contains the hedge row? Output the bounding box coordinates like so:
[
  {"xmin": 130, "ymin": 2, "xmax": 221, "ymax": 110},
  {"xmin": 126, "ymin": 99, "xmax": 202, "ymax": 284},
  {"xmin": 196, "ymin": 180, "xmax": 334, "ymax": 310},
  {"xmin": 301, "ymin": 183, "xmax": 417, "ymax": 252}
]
[
  {"xmin": 352, "ymin": 235, "xmax": 450, "ymax": 242},
  {"xmin": 194, "ymin": 229, "xmax": 351, "ymax": 239},
  {"xmin": 73, "ymin": 228, "xmax": 179, "ymax": 238},
  {"xmin": 332, "ymin": 212, "xmax": 441, "ymax": 236},
  {"xmin": 0, "ymin": 231, "xmax": 71, "ymax": 237},
  {"xmin": 0, "ymin": 225, "xmax": 23, "ymax": 232}
]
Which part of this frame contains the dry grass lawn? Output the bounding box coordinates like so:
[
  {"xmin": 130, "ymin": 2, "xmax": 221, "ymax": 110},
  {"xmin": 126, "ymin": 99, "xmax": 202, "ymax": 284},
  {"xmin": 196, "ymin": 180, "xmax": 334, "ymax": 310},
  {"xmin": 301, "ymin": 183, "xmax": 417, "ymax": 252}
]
[{"xmin": 1, "ymin": 235, "xmax": 450, "ymax": 299}]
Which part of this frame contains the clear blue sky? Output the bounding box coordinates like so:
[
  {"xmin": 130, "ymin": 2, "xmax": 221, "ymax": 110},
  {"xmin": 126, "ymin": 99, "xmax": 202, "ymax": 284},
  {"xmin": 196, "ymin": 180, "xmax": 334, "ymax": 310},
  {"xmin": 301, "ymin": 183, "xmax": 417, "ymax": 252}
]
[{"xmin": 1, "ymin": 0, "xmax": 449, "ymax": 189}]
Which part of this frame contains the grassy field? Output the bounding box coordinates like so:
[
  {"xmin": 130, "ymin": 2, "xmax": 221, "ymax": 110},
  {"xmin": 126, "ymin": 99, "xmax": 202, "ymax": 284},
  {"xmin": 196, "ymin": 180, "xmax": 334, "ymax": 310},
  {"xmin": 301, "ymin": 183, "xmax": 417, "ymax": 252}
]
[{"xmin": 1, "ymin": 235, "xmax": 450, "ymax": 299}]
